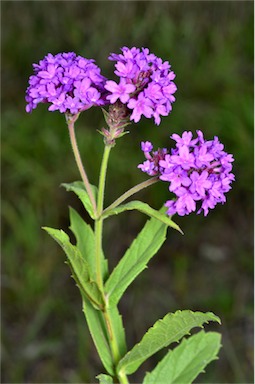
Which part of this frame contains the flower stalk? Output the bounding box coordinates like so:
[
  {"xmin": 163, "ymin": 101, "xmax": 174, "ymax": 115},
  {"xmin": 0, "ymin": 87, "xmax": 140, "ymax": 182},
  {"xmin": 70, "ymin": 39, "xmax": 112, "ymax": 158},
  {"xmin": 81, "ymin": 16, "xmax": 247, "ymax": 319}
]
[
  {"xmin": 66, "ymin": 114, "xmax": 98, "ymax": 216},
  {"xmin": 103, "ymin": 176, "xmax": 159, "ymax": 215},
  {"xmin": 94, "ymin": 144, "xmax": 112, "ymax": 291}
]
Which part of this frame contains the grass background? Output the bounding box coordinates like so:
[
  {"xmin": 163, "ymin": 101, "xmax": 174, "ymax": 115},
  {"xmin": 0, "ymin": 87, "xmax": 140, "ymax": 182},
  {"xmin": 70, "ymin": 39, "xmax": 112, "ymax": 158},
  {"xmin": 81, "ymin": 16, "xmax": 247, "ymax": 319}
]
[{"xmin": 1, "ymin": 1, "xmax": 254, "ymax": 383}]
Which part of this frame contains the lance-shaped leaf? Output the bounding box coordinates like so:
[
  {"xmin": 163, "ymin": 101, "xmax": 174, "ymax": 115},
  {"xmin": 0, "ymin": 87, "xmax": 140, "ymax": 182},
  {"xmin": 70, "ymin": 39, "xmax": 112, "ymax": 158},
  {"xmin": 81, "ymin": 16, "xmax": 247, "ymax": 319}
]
[
  {"xmin": 83, "ymin": 297, "xmax": 114, "ymax": 376},
  {"xmin": 117, "ymin": 310, "xmax": 221, "ymax": 375},
  {"xmin": 69, "ymin": 207, "xmax": 108, "ymax": 282},
  {"xmin": 105, "ymin": 215, "xmax": 168, "ymax": 307},
  {"xmin": 143, "ymin": 331, "xmax": 222, "ymax": 384},
  {"xmin": 62, "ymin": 181, "xmax": 97, "ymax": 219},
  {"xmin": 106, "ymin": 305, "xmax": 127, "ymax": 358},
  {"xmin": 83, "ymin": 298, "xmax": 127, "ymax": 376},
  {"xmin": 43, "ymin": 227, "xmax": 103, "ymax": 309},
  {"xmin": 102, "ymin": 200, "xmax": 183, "ymax": 234}
]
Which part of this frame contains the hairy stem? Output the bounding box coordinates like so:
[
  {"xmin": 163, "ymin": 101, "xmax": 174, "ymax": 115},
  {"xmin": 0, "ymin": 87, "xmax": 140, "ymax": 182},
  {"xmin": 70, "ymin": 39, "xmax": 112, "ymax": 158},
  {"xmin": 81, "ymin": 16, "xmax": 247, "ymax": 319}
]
[{"xmin": 67, "ymin": 116, "xmax": 97, "ymax": 216}]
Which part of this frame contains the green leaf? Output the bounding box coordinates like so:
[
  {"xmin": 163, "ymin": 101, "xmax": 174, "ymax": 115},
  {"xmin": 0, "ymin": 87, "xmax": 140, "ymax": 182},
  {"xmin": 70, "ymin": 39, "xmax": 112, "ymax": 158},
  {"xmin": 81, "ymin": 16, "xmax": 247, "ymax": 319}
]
[
  {"xmin": 105, "ymin": 215, "xmax": 168, "ymax": 307},
  {"xmin": 102, "ymin": 200, "xmax": 183, "ymax": 234},
  {"xmin": 117, "ymin": 310, "xmax": 221, "ymax": 375},
  {"xmin": 69, "ymin": 207, "xmax": 108, "ymax": 281},
  {"xmin": 69, "ymin": 207, "xmax": 96, "ymax": 279},
  {"xmin": 107, "ymin": 306, "xmax": 127, "ymax": 358},
  {"xmin": 43, "ymin": 226, "xmax": 103, "ymax": 309},
  {"xmin": 83, "ymin": 297, "xmax": 114, "ymax": 376},
  {"xmin": 62, "ymin": 181, "xmax": 97, "ymax": 219},
  {"xmin": 96, "ymin": 374, "xmax": 113, "ymax": 384},
  {"xmin": 82, "ymin": 299, "xmax": 127, "ymax": 376},
  {"xmin": 143, "ymin": 331, "xmax": 222, "ymax": 384}
]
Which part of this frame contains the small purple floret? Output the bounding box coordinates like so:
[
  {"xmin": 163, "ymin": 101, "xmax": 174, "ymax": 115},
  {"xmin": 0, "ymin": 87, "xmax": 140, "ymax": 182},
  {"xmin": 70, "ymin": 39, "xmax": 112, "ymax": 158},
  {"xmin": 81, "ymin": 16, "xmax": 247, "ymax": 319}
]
[
  {"xmin": 105, "ymin": 78, "xmax": 136, "ymax": 104},
  {"xmin": 141, "ymin": 141, "xmax": 153, "ymax": 153},
  {"xmin": 138, "ymin": 140, "xmax": 168, "ymax": 176}
]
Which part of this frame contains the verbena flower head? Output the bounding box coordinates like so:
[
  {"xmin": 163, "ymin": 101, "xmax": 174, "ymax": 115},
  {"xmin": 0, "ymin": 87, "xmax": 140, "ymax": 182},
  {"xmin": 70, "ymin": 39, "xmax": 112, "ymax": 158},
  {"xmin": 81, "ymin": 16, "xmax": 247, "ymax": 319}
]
[
  {"xmin": 25, "ymin": 52, "xmax": 107, "ymax": 114},
  {"xmin": 138, "ymin": 131, "xmax": 235, "ymax": 216},
  {"xmin": 106, "ymin": 47, "xmax": 177, "ymax": 125}
]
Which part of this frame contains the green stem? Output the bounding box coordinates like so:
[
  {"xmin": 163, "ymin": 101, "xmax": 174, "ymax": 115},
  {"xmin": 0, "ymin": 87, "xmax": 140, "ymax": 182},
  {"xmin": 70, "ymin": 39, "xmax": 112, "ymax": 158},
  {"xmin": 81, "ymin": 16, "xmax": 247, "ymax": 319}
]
[
  {"xmin": 97, "ymin": 145, "xmax": 112, "ymax": 215},
  {"xmin": 67, "ymin": 117, "xmax": 97, "ymax": 216},
  {"xmin": 94, "ymin": 144, "xmax": 129, "ymax": 383},
  {"xmin": 94, "ymin": 220, "xmax": 104, "ymax": 291},
  {"xmin": 103, "ymin": 176, "xmax": 159, "ymax": 214},
  {"xmin": 118, "ymin": 371, "xmax": 129, "ymax": 384},
  {"xmin": 94, "ymin": 144, "xmax": 111, "ymax": 291}
]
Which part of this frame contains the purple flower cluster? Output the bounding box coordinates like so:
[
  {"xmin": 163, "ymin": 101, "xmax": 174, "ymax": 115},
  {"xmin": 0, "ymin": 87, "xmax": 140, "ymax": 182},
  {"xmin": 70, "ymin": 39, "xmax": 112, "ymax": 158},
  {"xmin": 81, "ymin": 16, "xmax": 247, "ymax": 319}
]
[
  {"xmin": 105, "ymin": 47, "xmax": 177, "ymax": 125},
  {"xmin": 25, "ymin": 52, "xmax": 107, "ymax": 114},
  {"xmin": 25, "ymin": 48, "xmax": 177, "ymax": 126},
  {"xmin": 138, "ymin": 131, "xmax": 235, "ymax": 216}
]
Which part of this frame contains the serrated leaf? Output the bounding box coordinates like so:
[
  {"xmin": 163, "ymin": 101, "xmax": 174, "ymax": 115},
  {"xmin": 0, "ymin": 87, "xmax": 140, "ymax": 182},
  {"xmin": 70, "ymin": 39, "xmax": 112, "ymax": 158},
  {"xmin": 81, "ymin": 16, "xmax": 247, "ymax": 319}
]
[
  {"xmin": 43, "ymin": 226, "xmax": 103, "ymax": 309},
  {"xmin": 96, "ymin": 373, "xmax": 113, "ymax": 384},
  {"xmin": 69, "ymin": 207, "xmax": 108, "ymax": 281},
  {"xmin": 62, "ymin": 181, "xmax": 97, "ymax": 219},
  {"xmin": 105, "ymin": 215, "xmax": 167, "ymax": 307},
  {"xmin": 117, "ymin": 310, "xmax": 221, "ymax": 375},
  {"xmin": 102, "ymin": 200, "xmax": 183, "ymax": 234},
  {"xmin": 143, "ymin": 331, "xmax": 222, "ymax": 384}
]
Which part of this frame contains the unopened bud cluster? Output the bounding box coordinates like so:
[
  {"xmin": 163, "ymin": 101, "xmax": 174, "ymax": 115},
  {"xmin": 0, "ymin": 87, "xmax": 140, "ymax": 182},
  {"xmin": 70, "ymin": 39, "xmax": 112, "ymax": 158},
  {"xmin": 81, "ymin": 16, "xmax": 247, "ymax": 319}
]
[{"xmin": 100, "ymin": 101, "xmax": 131, "ymax": 146}]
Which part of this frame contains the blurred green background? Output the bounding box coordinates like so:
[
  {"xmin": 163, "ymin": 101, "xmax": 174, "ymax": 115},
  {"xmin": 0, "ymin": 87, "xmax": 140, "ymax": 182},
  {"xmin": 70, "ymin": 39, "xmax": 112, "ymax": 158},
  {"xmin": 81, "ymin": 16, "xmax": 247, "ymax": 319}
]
[{"xmin": 1, "ymin": 1, "xmax": 253, "ymax": 383}]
